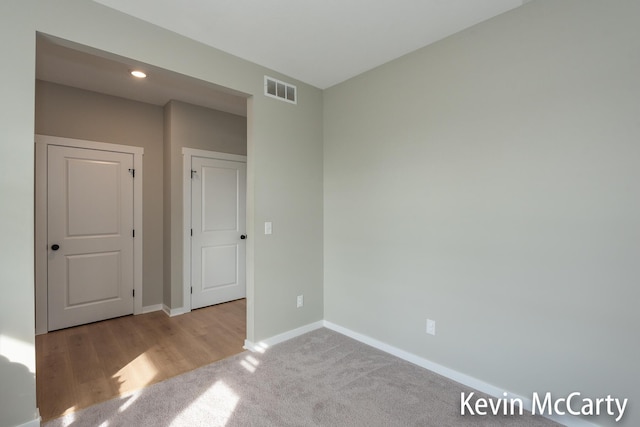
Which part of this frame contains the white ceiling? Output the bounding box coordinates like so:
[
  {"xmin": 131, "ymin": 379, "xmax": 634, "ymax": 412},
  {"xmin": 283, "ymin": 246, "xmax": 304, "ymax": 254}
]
[
  {"xmin": 92, "ymin": 0, "xmax": 527, "ymax": 89},
  {"xmin": 37, "ymin": 1, "xmax": 527, "ymax": 116}
]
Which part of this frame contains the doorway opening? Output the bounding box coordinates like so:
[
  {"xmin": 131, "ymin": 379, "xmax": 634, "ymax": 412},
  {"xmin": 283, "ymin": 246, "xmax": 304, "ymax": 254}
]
[{"xmin": 34, "ymin": 33, "xmax": 252, "ymax": 419}]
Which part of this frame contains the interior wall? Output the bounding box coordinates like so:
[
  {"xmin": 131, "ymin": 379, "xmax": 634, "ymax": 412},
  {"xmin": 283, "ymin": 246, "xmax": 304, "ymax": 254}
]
[
  {"xmin": 251, "ymin": 97, "xmax": 324, "ymax": 337},
  {"xmin": 323, "ymin": 1, "xmax": 639, "ymax": 426},
  {"xmin": 0, "ymin": 3, "xmax": 37, "ymax": 426},
  {"xmin": 35, "ymin": 80, "xmax": 165, "ymax": 308},
  {"xmin": 1, "ymin": 1, "xmax": 324, "ymax": 424},
  {"xmin": 163, "ymin": 103, "xmax": 173, "ymax": 310},
  {"xmin": 163, "ymin": 100, "xmax": 247, "ymax": 309}
]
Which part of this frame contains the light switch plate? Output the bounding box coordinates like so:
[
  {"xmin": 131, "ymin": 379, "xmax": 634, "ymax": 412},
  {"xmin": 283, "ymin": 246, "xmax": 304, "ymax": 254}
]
[{"xmin": 264, "ymin": 222, "xmax": 272, "ymax": 235}]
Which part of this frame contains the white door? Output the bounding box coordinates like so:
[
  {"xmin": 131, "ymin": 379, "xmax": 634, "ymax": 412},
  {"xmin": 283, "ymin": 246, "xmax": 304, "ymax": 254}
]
[
  {"xmin": 191, "ymin": 156, "xmax": 246, "ymax": 309},
  {"xmin": 48, "ymin": 145, "xmax": 135, "ymax": 331}
]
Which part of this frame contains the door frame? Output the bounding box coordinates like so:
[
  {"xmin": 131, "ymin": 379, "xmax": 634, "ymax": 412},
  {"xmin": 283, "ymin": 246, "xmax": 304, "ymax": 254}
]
[
  {"xmin": 35, "ymin": 134, "xmax": 144, "ymax": 334},
  {"xmin": 182, "ymin": 148, "xmax": 247, "ymax": 313}
]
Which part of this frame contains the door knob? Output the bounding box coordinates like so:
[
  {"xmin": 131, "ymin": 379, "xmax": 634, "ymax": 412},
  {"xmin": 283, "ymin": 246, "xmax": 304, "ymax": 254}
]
[
  {"xmin": 240, "ymin": 235, "xmax": 247, "ymax": 240},
  {"xmin": 51, "ymin": 244, "xmax": 60, "ymax": 251}
]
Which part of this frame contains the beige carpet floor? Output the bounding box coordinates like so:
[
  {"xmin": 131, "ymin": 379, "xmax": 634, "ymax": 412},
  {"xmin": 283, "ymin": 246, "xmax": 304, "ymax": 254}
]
[{"xmin": 43, "ymin": 328, "xmax": 562, "ymax": 426}]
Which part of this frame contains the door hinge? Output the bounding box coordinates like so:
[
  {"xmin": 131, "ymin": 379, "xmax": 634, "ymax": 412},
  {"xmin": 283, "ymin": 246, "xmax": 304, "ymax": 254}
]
[
  {"xmin": 129, "ymin": 168, "xmax": 135, "ymax": 178},
  {"xmin": 190, "ymin": 286, "xmax": 193, "ymax": 294},
  {"xmin": 191, "ymin": 169, "xmax": 196, "ymax": 179},
  {"xmin": 132, "ymin": 289, "xmax": 135, "ymax": 297},
  {"xmin": 190, "ymin": 228, "xmax": 193, "ymax": 236},
  {"xmin": 132, "ymin": 229, "xmax": 135, "ymax": 238}
]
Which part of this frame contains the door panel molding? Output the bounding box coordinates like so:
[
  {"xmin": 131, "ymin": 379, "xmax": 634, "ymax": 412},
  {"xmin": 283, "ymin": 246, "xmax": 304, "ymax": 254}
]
[
  {"xmin": 35, "ymin": 134, "xmax": 143, "ymax": 334},
  {"xmin": 182, "ymin": 148, "xmax": 247, "ymax": 313}
]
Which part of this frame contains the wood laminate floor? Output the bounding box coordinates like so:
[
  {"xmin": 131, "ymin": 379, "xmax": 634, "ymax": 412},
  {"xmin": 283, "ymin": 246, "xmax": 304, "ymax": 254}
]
[{"xmin": 36, "ymin": 298, "xmax": 246, "ymax": 422}]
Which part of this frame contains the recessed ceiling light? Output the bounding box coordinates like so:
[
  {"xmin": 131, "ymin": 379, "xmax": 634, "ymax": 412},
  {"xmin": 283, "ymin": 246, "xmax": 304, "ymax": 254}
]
[{"xmin": 130, "ymin": 70, "xmax": 147, "ymax": 78}]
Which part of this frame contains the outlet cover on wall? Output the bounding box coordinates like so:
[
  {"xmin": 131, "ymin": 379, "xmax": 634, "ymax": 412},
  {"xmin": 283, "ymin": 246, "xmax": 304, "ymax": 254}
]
[
  {"xmin": 264, "ymin": 221, "xmax": 272, "ymax": 235},
  {"xmin": 296, "ymin": 295, "xmax": 304, "ymax": 308},
  {"xmin": 426, "ymin": 319, "xmax": 436, "ymax": 335}
]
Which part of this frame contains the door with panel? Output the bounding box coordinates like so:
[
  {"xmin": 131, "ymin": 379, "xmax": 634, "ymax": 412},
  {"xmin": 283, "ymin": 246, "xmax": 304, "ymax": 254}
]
[
  {"xmin": 191, "ymin": 156, "xmax": 246, "ymax": 310},
  {"xmin": 47, "ymin": 145, "xmax": 135, "ymax": 331}
]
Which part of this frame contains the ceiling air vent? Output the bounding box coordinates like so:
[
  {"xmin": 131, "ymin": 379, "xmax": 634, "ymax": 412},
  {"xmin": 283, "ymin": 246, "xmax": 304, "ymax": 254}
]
[{"xmin": 264, "ymin": 76, "xmax": 296, "ymax": 104}]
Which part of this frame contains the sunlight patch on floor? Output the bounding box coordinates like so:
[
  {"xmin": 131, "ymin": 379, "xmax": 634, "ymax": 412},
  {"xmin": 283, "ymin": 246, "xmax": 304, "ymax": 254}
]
[
  {"xmin": 252, "ymin": 342, "xmax": 269, "ymax": 353},
  {"xmin": 113, "ymin": 352, "xmax": 158, "ymax": 393},
  {"xmin": 58, "ymin": 410, "xmax": 76, "ymax": 427},
  {"xmin": 58, "ymin": 405, "xmax": 78, "ymax": 420},
  {"xmin": 172, "ymin": 380, "xmax": 239, "ymax": 426},
  {"xmin": 240, "ymin": 354, "xmax": 259, "ymax": 373},
  {"xmin": 117, "ymin": 391, "xmax": 141, "ymax": 413}
]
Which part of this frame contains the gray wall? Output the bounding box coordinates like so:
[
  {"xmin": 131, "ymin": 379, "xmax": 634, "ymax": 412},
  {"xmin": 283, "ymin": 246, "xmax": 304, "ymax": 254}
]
[
  {"xmin": 35, "ymin": 80, "xmax": 165, "ymax": 308},
  {"xmin": 163, "ymin": 100, "xmax": 247, "ymax": 308},
  {"xmin": 0, "ymin": 2, "xmax": 39, "ymax": 425},
  {"xmin": 163, "ymin": 103, "xmax": 173, "ymax": 312},
  {"xmin": 0, "ymin": 1, "xmax": 324, "ymax": 425},
  {"xmin": 324, "ymin": 1, "xmax": 639, "ymax": 426}
]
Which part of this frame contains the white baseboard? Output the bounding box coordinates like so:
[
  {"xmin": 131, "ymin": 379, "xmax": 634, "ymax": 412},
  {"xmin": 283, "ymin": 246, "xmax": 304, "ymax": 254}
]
[
  {"xmin": 162, "ymin": 304, "xmax": 189, "ymax": 317},
  {"xmin": 16, "ymin": 409, "xmax": 41, "ymax": 427},
  {"xmin": 142, "ymin": 304, "xmax": 163, "ymax": 314},
  {"xmin": 244, "ymin": 320, "xmax": 324, "ymax": 353},
  {"xmin": 322, "ymin": 320, "xmax": 598, "ymax": 427}
]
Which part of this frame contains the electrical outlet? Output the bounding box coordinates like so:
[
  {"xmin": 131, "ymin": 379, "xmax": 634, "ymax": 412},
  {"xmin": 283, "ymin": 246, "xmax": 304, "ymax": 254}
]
[
  {"xmin": 426, "ymin": 319, "xmax": 436, "ymax": 336},
  {"xmin": 296, "ymin": 295, "xmax": 304, "ymax": 308},
  {"xmin": 264, "ymin": 221, "xmax": 273, "ymax": 235}
]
